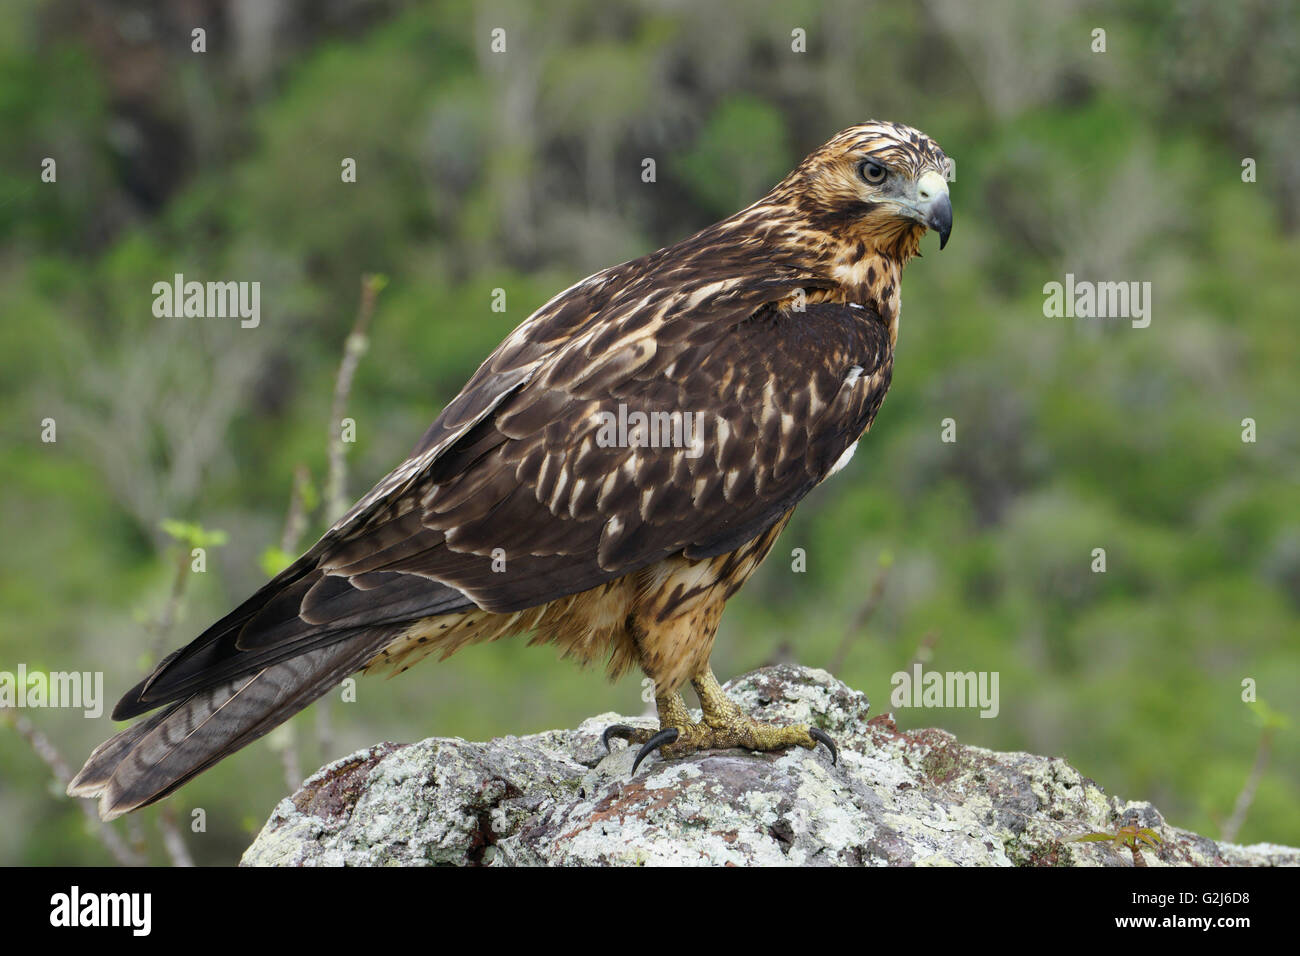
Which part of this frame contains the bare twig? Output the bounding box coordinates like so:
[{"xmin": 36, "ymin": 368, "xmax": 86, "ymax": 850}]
[
  {"xmin": 57, "ymin": 319, "xmax": 265, "ymax": 542},
  {"xmin": 266, "ymin": 723, "xmax": 303, "ymax": 796},
  {"xmin": 829, "ymin": 563, "xmax": 891, "ymax": 674},
  {"xmin": 149, "ymin": 547, "xmax": 193, "ymax": 661},
  {"xmin": 267, "ymin": 463, "xmax": 314, "ymax": 793},
  {"xmin": 277, "ymin": 726, "xmax": 302, "ymax": 794},
  {"xmin": 1221, "ymin": 726, "xmax": 1276, "ymax": 843},
  {"xmin": 141, "ymin": 531, "xmax": 204, "ymax": 864},
  {"xmin": 280, "ymin": 463, "xmax": 313, "ymax": 555},
  {"xmin": 325, "ymin": 274, "xmax": 385, "ymax": 524},
  {"xmin": 125, "ymin": 817, "xmax": 146, "ymax": 857},
  {"xmin": 5, "ymin": 713, "xmax": 145, "ymax": 866},
  {"xmin": 906, "ymin": 630, "xmax": 940, "ymax": 672},
  {"xmin": 317, "ymin": 275, "xmax": 384, "ymax": 764},
  {"xmin": 316, "ymin": 699, "xmax": 334, "ymax": 767},
  {"xmin": 157, "ymin": 806, "xmax": 195, "ymax": 867}
]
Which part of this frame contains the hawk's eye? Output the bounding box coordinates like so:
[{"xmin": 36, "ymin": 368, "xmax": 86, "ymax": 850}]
[{"xmin": 858, "ymin": 161, "xmax": 887, "ymax": 185}]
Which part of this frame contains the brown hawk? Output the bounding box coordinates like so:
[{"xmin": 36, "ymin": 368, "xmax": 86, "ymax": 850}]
[{"xmin": 70, "ymin": 120, "xmax": 952, "ymax": 820}]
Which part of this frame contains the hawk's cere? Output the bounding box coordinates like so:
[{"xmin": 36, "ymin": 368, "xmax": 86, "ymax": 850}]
[{"xmin": 69, "ymin": 120, "xmax": 952, "ymax": 820}]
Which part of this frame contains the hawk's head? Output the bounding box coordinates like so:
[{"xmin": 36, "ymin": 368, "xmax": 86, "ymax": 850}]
[{"xmin": 773, "ymin": 120, "xmax": 952, "ymax": 260}]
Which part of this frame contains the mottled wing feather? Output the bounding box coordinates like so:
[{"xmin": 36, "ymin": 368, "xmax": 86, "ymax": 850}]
[
  {"xmin": 115, "ymin": 258, "xmax": 885, "ymax": 719},
  {"xmin": 110, "ymin": 362, "xmax": 539, "ymax": 720},
  {"xmin": 336, "ymin": 297, "xmax": 892, "ymax": 613}
]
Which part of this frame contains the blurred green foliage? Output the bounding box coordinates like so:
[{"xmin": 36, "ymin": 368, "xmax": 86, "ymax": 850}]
[{"xmin": 0, "ymin": 0, "xmax": 1296, "ymax": 864}]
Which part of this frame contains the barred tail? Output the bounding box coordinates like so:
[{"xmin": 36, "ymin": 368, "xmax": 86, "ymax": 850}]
[{"xmin": 67, "ymin": 632, "xmax": 392, "ymax": 820}]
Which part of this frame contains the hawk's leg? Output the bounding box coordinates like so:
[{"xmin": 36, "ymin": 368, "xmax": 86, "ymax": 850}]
[{"xmin": 602, "ymin": 667, "xmax": 836, "ymax": 773}]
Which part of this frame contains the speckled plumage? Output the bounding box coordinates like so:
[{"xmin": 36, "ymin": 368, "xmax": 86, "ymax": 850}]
[{"xmin": 70, "ymin": 120, "xmax": 951, "ymax": 819}]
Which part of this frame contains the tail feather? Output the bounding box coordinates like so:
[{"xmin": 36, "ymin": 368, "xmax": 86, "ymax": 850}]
[{"xmin": 68, "ymin": 630, "xmax": 394, "ymax": 820}]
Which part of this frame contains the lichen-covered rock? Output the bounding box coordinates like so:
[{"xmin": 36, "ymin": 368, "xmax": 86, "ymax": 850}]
[{"xmin": 240, "ymin": 665, "xmax": 1298, "ymax": 867}]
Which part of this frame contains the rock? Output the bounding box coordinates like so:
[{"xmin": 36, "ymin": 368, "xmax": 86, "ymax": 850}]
[{"xmin": 240, "ymin": 664, "xmax": 1298, "ymax": 867}]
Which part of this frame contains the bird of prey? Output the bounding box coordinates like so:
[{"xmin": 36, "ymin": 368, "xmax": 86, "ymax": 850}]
[{"xmin": 69, "ymin": 120, "xmax": 952, "ymax": 820}]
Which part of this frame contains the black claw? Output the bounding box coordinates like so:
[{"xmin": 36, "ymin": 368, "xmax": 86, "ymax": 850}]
[
  {"xmin": 601, "ymin": 724, "xmax": 638, "ymax": 753},
  {"xmin": 810, "ymin": 728, "xmax": 838, "ymax": 766},
  {"xmin": 631, "ymin": 728, "xmax": 680, "ymax": 774}
]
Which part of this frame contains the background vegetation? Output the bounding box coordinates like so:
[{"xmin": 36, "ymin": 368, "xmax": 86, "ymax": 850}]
[{"xmin": 1, "ymin": 0, "xmax": 1296, "ymax": 865}]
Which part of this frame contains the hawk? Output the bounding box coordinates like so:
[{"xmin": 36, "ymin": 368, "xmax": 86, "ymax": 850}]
[{"xmin": 70, "ymin": 120, "xmax": 952, "ymax": 820}]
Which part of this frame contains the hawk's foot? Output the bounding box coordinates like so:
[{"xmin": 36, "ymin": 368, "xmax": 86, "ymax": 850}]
[
  {"xmin": 601, "ymin": 689, "xmax": 696, "ymax": 772},
  {"xmin": 602, "ymin": 670, "xmax": 837, "ymax": 773},
  {"xmin": 633, "ymin": 717, "xmax": 835, "ymax": 773}
]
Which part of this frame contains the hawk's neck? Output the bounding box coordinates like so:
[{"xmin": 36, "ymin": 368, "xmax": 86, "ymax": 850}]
[{"xmin": 828, "ymin": 251, "xmax": 905, "ymax": 349}]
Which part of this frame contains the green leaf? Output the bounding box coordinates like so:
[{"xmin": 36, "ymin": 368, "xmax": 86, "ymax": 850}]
[
  {"xmin": 259, "ymin": 546, "xmax": 295, "ymax": 579},
  {"xmin": 1252, "ymin": 700, "xmax": 1291, "ymax": 732},
  {"xmin": 160, "ymin": 519, "xmax": 228, "ymax": 549}
]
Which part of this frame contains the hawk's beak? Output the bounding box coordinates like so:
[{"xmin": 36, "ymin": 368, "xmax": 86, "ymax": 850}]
[{"xmin": 907, "ymin": 169, "xmax": 952, "ymax": 250}]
